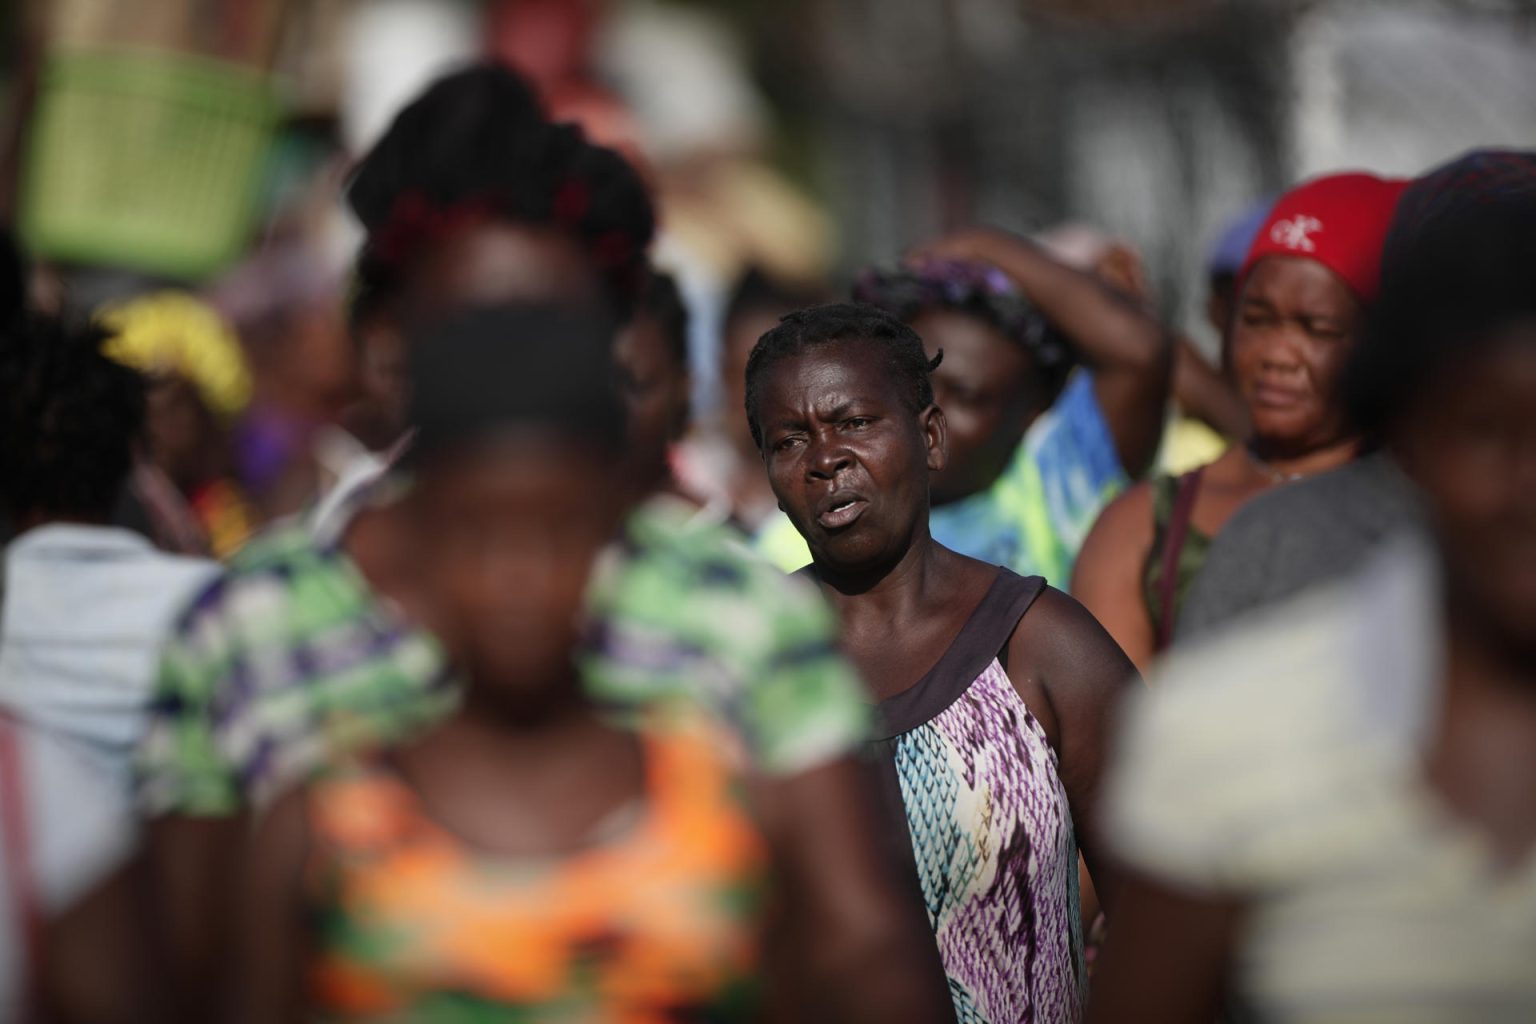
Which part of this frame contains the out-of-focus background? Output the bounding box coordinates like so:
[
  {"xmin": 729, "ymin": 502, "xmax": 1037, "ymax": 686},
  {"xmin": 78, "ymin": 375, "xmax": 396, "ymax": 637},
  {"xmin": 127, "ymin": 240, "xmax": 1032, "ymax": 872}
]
[{"xmin": 3, "ymin": 0, "xmax": 1534, "ymax": 433}]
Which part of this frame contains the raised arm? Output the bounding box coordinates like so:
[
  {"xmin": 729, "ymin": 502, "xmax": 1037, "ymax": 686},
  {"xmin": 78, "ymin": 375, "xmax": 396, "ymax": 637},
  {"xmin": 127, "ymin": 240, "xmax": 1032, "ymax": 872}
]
[
  {"xmin": 910, "ymin": 227, "xmax": 1174, "ymax": 478},
  {"xmin": 754, "ymin": 756, "xmax": 957, "ymax": 1024},
  {"xmin": 1008, "ymin": 586, "xmax": 1140, "ymax": 911}
]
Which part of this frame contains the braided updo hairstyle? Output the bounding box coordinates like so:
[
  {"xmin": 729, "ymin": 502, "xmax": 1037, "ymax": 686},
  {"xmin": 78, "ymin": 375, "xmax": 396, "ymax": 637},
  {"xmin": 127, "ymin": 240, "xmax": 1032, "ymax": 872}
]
[
  {"xmin": 744, "ymin": 303, "xmax": 940, "ymax": 451},
  {"xmin": 346, "ymin": 63, "xmax": 656, "ymax": 321},
  {"xmin": 854, "ymin": 262, "xmax": 1076, "ymax": 406}
]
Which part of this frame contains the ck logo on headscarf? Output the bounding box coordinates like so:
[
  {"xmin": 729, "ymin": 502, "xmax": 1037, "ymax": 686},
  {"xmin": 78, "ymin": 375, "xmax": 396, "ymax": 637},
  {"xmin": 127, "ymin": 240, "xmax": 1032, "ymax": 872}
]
[{"xmin": 1270, "ymin": 215, "xmax": 1322, "ymax": 252}]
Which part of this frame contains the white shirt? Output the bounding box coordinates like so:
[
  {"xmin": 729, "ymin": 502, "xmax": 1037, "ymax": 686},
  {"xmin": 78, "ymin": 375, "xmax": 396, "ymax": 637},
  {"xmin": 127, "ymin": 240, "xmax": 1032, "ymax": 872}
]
[
  {"xmin": 1104, "ymin": 538, "xmax": 1536, "ymax": 1023},
  {"xmin": 0, "ymin": 721, "xmax": 133, "ymax": 1020},
  {"xmin": 0, "ymin": 525, "xmax": 219, "ymax": 794}
]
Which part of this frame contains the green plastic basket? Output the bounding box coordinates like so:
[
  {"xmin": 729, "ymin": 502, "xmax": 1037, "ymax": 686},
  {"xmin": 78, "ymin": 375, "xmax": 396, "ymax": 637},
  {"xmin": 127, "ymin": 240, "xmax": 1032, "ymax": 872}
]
[{"xmin": 19, "ymin": 48, "xmax": 279, "ymax": 281}]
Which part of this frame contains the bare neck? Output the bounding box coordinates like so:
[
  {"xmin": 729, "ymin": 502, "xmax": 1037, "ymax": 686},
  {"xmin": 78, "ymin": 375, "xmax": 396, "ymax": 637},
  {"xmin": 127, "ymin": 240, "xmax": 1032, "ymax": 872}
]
[
  {"xmin": 1248, "ymin": 434, "xmax": 1361, "ymax": 479},
  {"xmin": 813, "ymin": 525, "xmax": 964, "ymax": 629}
]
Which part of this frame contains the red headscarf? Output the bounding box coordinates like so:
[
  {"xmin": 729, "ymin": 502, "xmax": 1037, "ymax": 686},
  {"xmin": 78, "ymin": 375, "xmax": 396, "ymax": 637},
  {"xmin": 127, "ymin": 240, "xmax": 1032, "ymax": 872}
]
[{"xmin": 1239, "ymin": 171, "xmax": 1410, "ymax": 304}]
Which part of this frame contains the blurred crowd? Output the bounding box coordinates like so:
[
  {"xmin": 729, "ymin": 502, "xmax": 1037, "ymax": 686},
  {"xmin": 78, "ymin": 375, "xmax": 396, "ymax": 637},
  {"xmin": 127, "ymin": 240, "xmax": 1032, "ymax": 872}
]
[{"xmin": 1, "ymin": 2, "xmax": 1535, "ymax": 1022}]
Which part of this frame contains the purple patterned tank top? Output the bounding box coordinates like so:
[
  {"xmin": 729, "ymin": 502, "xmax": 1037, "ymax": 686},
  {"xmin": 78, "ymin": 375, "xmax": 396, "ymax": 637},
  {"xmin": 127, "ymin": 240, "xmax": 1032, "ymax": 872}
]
[{"xmin": 874, "ymin": 569, "xmax": 1085, "ymax": 1023}]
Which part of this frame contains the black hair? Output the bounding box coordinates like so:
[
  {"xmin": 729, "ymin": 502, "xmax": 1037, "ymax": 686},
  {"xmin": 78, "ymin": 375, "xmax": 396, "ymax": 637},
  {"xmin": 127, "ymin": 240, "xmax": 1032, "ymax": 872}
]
[
  {"xmin": 743, "ymin": 302, "xmax": 940, "ymax": 450},
  {"xmin": 1346, "ymin": 202, "xmax": 1536, "ymax": 441},
  {"xmin": 1208, "ymin": 270, "xmax": 1238, "ymax": 297},
  {"xmin": 405, "ymin": 305, "xmax": 626, "ymax": 466},
  {"xmin": 345, "ymin": 63, "xmax": 655, "ymax": 320},
  {"xmin": 853, "ymin": 264, "xmax": 1075, "ymax": 406},
  {"xmin": 1, "ymin": 225, "xmax": 26, "ymax": 332},
  {"xmin": 0, "ymin": 316, "xmax": 145, "ymax": 521},
  {"xmin": 636, "ymin": 268, "xmax": 689, "ymax": 369},
  {"xmin": 725, "ymin": 267, "xmax": 826, "ymax": 331}
]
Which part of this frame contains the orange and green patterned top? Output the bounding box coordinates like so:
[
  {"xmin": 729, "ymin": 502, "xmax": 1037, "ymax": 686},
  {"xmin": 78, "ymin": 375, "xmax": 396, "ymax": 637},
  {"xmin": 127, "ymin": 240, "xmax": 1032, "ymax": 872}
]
[{"xmin": 303, "ymin": 722, "xmax": 772, "ymax": 1023}]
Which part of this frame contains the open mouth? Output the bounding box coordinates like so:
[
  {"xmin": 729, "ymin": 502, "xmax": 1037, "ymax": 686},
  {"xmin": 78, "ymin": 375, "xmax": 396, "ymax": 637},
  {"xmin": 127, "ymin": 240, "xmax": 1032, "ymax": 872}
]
[{"xmin": 816, "ymin": 496, "xmax": 867, "ymax": 529}]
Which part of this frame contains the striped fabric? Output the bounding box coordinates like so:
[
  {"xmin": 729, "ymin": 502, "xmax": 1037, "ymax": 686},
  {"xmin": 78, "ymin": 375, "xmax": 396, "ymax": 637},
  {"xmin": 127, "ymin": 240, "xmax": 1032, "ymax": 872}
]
[{"xmin": 135, "ymin": 494, "xmax": 870, "ymax": 816}]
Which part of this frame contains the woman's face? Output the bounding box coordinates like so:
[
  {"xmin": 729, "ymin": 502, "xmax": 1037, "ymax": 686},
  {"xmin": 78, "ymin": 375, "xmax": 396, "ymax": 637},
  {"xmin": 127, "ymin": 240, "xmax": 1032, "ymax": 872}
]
[
  {"xmin": 1396, "ymin": 325, "xmax": 1536, "ymax": 659},
  {"xmin": 1231, "ymin": 257, "xmax": 1362, "ymax": 452},
  {"xmin": 144, "ymin": 373, "xmax": 219, "ymax": 488},
  {"xmin": 908, "ymin": 308, "xmax": 1040, "ymax": 505},
  {"xmin": 754, "ymin": 337, "xmax": 945, "ymax": 573},
  {"xmin": 614, "ymin": 311, "xmax": 690, "ymax": 485},
  {"xmin": 408, "ymin": 435, "xmax": 622, "ymax": 715}
]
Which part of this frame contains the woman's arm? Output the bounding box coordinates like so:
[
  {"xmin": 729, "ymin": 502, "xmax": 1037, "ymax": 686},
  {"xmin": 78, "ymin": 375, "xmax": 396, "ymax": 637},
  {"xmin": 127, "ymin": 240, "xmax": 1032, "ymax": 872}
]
[
  {"xmin": 1086, "ymin": 870, "xmax": 1243, "ymax": 1024},
  {"xmin": 754, "ymin": 757, "xmax": 957, "ymax": 1024},
  {"xmin": 143, "ymin": 815, "xmax": 250, "ymax": 1022},
  {"xmin": 910, "ymin": 227, "xmax": 1174, "ymax": 479},
  {"xmin": 41, "ymin": 856, "xmax": 159, "ymax": 1024},
  {"xmin": 1071, "ymin": 482, "xmax": 1159, "ymax": 673},
  {"xmin": 228, "ymin": 788, "xmax": 312, "ymax": 1024},
  {"xmin": 1008, "ymin": 587, "xmax": 1140, "ymax": 913}
]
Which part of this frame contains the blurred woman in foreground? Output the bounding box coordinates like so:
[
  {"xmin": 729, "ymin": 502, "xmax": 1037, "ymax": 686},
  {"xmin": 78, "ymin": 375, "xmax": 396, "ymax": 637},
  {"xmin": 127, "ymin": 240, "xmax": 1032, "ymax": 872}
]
[{"xmin": 235, "ymin": 307, "xmax": 952, "ymax": 1024}]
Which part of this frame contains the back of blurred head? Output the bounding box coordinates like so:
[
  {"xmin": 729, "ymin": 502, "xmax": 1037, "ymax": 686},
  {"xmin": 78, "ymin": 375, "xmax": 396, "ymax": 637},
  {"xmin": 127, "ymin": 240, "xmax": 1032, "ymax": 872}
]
[
  {"xmin": 347, "ymin": 63, "xmax": 654, "ymax": 320},
  {"xmin": 400, "ymin": 305, "xmax": 627, "ymax": 714},
  {"xmin": 344, "ymin": 63, "xmax": 656, "ymax": 443},
  {"xmin": 1347, "ymin": 149, "xmax": 1536, "ymax": 660},
  {"xmin": 0, "ymin": 316, "xmax": 145, "ymax": 529}
]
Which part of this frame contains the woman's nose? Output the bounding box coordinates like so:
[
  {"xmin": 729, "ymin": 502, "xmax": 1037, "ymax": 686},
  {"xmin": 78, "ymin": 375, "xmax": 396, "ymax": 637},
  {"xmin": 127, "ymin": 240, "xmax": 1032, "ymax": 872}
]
[
  {"xmin": 808, "ymin": 434, "xmax": 853, "ymax": 479},
  {"xmin": 1259, "ymin": 330, "xmax": 1306, "ymax": 371}
]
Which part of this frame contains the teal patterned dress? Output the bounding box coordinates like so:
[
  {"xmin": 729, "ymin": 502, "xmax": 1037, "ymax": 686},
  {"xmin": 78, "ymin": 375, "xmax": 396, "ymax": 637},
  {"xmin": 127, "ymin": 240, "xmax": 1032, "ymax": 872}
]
[{"xmin": 872, "ymin": 570, "xmax": 1086, "ymax": 1023}]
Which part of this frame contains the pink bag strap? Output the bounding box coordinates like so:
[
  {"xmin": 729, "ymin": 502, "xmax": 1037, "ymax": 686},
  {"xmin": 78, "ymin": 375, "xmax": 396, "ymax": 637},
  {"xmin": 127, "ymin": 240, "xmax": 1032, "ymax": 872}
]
[
  {"xmin": 1155, "ymin": 467, "xmax": 1206, "ymax": 651},
  {"xmin": 0, "ymin": 714, "xmax": 41, "ymax": 1020}
]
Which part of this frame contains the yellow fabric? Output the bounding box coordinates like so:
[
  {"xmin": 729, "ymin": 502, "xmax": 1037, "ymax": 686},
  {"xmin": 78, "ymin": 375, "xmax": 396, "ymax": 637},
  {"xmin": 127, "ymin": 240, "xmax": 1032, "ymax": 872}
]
[
  {"xmin": 99, "ymin": 291, "xmax": 252, "ymax": 419},
  {"xmin": 1158, "ymin": 416, "xmax": 1228, "ymax": 476}
]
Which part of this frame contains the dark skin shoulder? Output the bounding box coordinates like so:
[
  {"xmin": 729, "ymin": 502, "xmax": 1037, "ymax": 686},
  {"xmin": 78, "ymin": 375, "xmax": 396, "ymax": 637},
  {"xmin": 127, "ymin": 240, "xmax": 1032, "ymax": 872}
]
[
  {"xmin": 1073, "ymin": 446, "xmax": 1264, "ymax": 672},
  {"xmin": 1004, "ymin": 584, "xmax": 1138, "ymax": 910},
  {"xmin": 831, "ymin": 546, "xmax": 1135, "ymax": 911},
  {"xmin": 1071, "ymin": 480, "xmax": 1158, "ymax": 673}
]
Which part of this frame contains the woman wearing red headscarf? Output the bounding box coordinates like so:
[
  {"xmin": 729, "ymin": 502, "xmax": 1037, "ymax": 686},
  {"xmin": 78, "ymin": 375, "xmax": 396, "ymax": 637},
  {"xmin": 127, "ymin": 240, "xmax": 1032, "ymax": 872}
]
[{"xmin": 1071, "ymin": 173, "xmax": 1407, "ymax": 669}]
